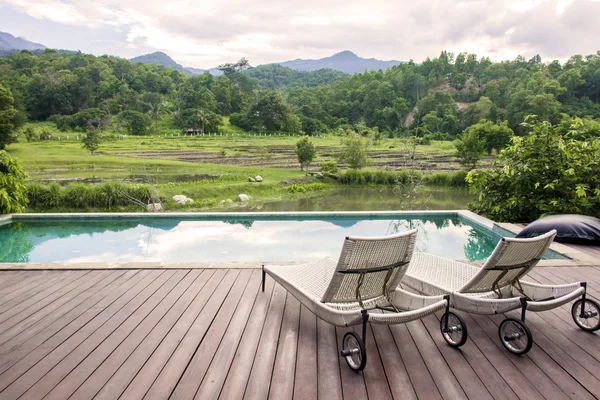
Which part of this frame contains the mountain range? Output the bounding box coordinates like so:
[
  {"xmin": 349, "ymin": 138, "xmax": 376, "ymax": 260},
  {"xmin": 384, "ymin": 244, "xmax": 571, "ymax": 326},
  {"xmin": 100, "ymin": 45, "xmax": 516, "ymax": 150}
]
[
  {"xmin": 0, "ymin": 31, "xmax": 45, "ymax": 51},
  {"xmin": 0, "ymin": 30, "xmax": 404, "ymax": 75}
]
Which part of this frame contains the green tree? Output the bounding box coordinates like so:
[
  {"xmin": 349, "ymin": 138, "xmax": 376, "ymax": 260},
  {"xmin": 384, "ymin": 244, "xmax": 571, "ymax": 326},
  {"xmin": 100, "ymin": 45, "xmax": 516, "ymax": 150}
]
[
  {"xmin": 0, "ymin": 83, "xmax": 18, "ymax": 150},
  {"xmin": 340, "ymin": 133, "xmax": 370, "ymax": 169},
  {"xmin": 295, "ymin": 137, "xmax": 317, "ymax": 174},
  {"xmin": 0, "ymin": 151, "xmax": 28, "ymax": 213},
  {"xmin": 82, "ymin": 129, "xmax": 101, "ymax": 155},
  {"xmin": 467, "ymin": 118, "xmax": 600, "ymax": 222},
  {"xmin": 247, "ymin": 91, "xmax": 298, "ymax": 132},
  {"xmin": 117, "ymin": 110, "xmax": 152, "ymax": 136},
  {"xmin": 455, "ymin": 129, "xmax": 485, "ymax": 169},
  {"xmin": 465, "ymin": 120, "xmax": 514, "ymax": 154}
]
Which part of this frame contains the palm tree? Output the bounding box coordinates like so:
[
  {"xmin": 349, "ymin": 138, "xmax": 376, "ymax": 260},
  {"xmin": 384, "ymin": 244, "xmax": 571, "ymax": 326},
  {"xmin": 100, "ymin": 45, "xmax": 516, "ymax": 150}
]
[
  {"xmin": 146, "ymin": 102, "xmax": 165, "ymax": 132},
  {"xmin": 195, "ymin": 109, "xmax": 209, "ymax": 134}
]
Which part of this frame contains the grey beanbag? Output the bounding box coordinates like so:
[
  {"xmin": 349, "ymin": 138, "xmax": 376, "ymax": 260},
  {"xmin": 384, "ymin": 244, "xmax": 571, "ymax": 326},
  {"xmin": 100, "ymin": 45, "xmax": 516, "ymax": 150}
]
[{"xmin": 516, "ymin": 214, "xmax": 600, "ymax": 245}]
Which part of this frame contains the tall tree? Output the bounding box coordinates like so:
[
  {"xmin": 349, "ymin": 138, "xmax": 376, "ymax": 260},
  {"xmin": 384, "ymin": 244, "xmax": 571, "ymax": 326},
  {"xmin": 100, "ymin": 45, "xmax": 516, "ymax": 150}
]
[{"xmin": 0, "ymin": 83, "xmax": 18, "ymax": 150}]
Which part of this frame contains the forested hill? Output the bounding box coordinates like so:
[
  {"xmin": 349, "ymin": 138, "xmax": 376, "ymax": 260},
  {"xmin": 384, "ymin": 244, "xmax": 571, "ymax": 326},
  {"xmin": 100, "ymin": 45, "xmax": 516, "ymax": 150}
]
[
  {"xmin": 278, "ymin": 50, "xmax": 403, "ymax": 73},
  {"xmin": 244, "ymin": 64, "xmax": 347, "ymax": 89},
  {"xmin": 0, "ymin": 48, "xmax": 599, "ymax": 140},
  {"xmin": 130, "ymin": 51, "xmax": 189, "ymax": 74}
]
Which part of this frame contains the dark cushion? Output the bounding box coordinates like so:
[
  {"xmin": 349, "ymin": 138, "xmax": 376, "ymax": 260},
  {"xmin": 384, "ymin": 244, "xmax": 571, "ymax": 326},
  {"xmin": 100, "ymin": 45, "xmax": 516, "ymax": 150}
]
[{"xmin": 516, "ymin": 214, "xmax": 600, "ymax": 245}]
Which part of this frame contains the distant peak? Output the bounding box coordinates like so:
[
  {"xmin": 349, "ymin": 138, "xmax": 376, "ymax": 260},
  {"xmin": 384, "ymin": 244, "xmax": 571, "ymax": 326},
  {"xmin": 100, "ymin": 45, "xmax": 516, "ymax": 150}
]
[{"xmin": 333, "ymin": 50, "xmax": 358, "ymax": 58}]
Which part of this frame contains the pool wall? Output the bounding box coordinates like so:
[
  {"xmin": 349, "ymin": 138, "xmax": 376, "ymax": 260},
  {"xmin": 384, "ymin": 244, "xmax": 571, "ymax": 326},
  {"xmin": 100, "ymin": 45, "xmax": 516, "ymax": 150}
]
[{"xmin": 0, "ymin": 210, "xmax": 596, "ymax": 269}]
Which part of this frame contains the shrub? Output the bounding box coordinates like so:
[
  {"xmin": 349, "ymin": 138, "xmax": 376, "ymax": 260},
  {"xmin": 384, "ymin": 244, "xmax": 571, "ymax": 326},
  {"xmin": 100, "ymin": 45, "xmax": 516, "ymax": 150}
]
[
  {"xmin": 319, "ymin": 160, "xmax": 339, "ymax": 174},
  {"xmin": 339, "ymin": 132, "xmax": 369, "ymax": 169},
  {"xmin": 0, "ymin": 151, "xmax": 28, "ymax": 213},
  {"xmin": 467, "ymin": 118, "xmax": 600, "ymax": 222},
  {"xmin": 26, "ymin": 181, "xmax": 153, "ymax": 210}
]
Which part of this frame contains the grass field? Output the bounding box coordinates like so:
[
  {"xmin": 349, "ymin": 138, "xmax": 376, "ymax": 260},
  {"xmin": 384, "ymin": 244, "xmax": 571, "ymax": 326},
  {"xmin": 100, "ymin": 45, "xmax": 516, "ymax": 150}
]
[{"xmin": 8, "ymin": 121, "xmax": 478, "ymax": 211}]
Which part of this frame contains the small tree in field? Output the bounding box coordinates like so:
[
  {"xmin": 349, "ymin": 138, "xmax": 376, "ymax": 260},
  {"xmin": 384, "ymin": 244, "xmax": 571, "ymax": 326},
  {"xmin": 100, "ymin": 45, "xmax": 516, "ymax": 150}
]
[
  {"xmin": 455, "ymin": 129, "xmax": 485, "ymax": 169},
  {"xmin": 340, "ymin": 132, "xmax": 369, "ymax": 169},
  {"xmin": 295, "ymin": 137, "xmax": 316, "ymax": 174},
  {"xmin": 82, "ymin": 129, "xmax": 101, "ymax": 155}
]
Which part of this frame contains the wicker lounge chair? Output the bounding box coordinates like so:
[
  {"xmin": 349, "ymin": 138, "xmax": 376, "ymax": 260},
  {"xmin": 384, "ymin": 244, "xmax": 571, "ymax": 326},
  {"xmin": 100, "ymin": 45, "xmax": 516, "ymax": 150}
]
[
  {"xmin": 403, "ymin": 230, "xmax": 600, "ymax": 355},
  {"xmin": 262, "ymin": 230, "xmax": 449, "ymax": 371}
]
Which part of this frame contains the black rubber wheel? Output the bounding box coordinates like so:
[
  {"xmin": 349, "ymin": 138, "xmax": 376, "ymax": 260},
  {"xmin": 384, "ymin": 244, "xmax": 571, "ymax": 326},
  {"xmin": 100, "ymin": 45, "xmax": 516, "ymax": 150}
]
[
  {"xmin": 498, "ymin": 318, "xmax": 533, "ymax": 355},
  {"xmin": 572, "ymin": 298, "xmax": 600, "ymax": 332},
  {"xmin": 341, "ymin": 331, "xmax": 366, "ymax": 372},
  {"xmin": 439, "ymin": 311, "xmax": 468, "ymax": 348}
]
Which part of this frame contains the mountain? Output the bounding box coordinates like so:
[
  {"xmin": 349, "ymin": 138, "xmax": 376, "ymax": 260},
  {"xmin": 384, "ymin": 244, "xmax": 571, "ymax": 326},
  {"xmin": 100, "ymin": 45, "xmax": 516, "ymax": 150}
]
[
  {"xmin": 0, "ymin": 31, "xmax": 45, "ymax": 51},
  {"xmin": 185, "ymin": 67, "xmax": 223, "ymax": 76},
  {"xmin": 278, "ymin": 50, "xmax": 403, "ymax": 74},
  {"xmin": 130, "ymin": 51, "xmax": 189, "ymax": 74}
]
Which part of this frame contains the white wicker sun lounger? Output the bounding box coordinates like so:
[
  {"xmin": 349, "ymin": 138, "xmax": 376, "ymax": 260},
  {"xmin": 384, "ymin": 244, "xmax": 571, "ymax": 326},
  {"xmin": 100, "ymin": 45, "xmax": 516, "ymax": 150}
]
[
  {"xmin": 403, "ymin": 230, "xmax": 600, "ymax": 355},
  {"xmin": 262, "ymin": 230, "xmax": 449, "ymax": 371}
]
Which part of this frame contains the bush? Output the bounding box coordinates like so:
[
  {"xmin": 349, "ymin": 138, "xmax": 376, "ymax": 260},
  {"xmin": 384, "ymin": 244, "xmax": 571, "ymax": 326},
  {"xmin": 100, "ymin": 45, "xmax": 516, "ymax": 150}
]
[
  {"xmin": 26, "ymin": 181, "xmax": 153, "ymax": 210},
  {"xmin": 339, "ymin": 132, "xmax": 369, "ymax": 169},
  {"xmin": 337, "ymin": 169, "xmax": 468, "ymax": 187},
  {"xmin": 0, "ymin": 151, "xmax": 28, "ymax": 213},
  {"xmin": 319, "ymin": 160, "xmax": 339, "ymax": 174},
  {"xmin": 467, "ymin": 119, "xmax": 600, "ymax": 222}
]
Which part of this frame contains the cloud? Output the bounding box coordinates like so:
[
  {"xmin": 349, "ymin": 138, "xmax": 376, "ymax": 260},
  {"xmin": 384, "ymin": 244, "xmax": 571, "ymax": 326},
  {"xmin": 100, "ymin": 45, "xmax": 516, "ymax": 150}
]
[{"xmin": 2, "ymin": 0, "xmax": 599, "ymax": 67}]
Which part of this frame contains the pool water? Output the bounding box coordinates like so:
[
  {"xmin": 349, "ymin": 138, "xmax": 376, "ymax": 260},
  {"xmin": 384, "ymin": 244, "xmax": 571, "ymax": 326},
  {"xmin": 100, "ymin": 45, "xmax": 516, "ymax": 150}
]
[{"xmin": 0, "ymin": 214, "xmax": 521, "ymax": 263}]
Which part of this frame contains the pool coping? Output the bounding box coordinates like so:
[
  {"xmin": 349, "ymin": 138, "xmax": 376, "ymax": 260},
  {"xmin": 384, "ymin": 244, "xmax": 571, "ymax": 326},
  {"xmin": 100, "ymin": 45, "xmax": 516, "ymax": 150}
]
[{"xmin": 0, "ymin": 211, "xmax": 598, "ymax": 269}]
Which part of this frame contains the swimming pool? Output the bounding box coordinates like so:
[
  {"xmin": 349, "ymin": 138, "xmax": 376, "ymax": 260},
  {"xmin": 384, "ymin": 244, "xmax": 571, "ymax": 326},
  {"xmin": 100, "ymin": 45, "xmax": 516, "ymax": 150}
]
[{"xmin": 0, "ymin": 212, "xmax": 566, "ymax": 263}]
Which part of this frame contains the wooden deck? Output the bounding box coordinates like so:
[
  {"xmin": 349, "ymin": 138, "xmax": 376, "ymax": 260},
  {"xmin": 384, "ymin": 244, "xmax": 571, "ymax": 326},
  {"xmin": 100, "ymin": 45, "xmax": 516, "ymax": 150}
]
[{"xmin": 1, "ymin": 267, "xmax": 600, "ymax": 400}]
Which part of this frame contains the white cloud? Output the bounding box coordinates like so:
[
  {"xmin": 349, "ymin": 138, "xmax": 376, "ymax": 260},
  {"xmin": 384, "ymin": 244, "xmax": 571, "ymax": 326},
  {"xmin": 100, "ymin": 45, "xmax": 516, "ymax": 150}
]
[{"xmin": 3, "ymin": 0, "xmax": 600, "ymax": 67}]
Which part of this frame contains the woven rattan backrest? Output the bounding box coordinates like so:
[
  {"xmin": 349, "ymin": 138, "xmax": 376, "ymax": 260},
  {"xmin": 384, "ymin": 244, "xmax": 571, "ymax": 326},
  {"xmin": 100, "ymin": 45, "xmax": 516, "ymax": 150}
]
[
  {"xmin": 321, "ymin": 230, "xmax": 417, "ymax": 303},
  {"xmin": 459, "ymin": 230, "xmax": 556, "ymax": 293}
]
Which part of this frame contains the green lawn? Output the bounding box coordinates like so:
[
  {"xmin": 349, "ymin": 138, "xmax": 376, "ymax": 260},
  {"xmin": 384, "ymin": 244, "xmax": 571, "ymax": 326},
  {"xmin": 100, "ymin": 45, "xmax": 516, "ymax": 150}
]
[{"xmin": 9, "ymin": 121, "xmax": 466, "ymax": 211}]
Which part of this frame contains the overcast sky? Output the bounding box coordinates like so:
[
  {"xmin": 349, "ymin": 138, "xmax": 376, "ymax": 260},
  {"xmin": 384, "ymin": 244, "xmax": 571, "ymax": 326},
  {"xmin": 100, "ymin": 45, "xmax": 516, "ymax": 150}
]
[{"xmin": 0, "ymin": 0, "xmax": 599, "ymax": 68}]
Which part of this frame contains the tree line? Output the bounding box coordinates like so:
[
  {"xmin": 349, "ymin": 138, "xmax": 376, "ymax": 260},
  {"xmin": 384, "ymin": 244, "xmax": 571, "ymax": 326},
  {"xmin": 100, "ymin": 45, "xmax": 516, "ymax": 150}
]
[{"xmin": 0, "ymin": 48, "xmax": 600, "ymax": 150}]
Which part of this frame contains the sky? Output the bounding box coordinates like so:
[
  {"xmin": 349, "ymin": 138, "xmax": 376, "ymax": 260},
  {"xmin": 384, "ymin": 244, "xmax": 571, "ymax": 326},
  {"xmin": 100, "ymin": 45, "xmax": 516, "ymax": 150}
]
[{"xmin": 0, "ymin": 0, "xmax": 599, "ymax": 69}]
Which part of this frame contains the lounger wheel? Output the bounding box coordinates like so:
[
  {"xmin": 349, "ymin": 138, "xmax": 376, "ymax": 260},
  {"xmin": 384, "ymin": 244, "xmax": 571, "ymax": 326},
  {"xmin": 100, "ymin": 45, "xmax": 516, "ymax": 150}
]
[
  {"xmin": 341, "ymin": 331, "xmax": 366, "ymax": 372},
  {"xmin": 572, "ymin": 298, "xmax": 600, "ymax": 332},
  {"xmin": 440, "ymin": 311, "xmax": 468, "ymax": 348},
  {"xmin": 498, "ymin": 318, "xmax": 533, "ymax": 355}
]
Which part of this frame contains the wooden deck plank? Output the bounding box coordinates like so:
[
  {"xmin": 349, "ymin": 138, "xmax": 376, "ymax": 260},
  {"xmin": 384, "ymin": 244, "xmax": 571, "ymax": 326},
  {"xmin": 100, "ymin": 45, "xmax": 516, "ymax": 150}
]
[
  {"xmin": 0, "ymin": 271, "xmax": 28, "ymax": 292},
  {"xmin": 196, "ymin": 270, "xmax": 270, "ymax": 400},
  {"xmin": 0, "ymin": 271, "xmax": 87, "ymax": 324},
  {"xmin": 0, "ymin": 267, "xmax": 599, "ymax": 400},
  {"xmin": 469, "ymin": 314, "xmax": 570, "ymax": 400},
  {"xmin": 268, "ymin": 292, "xmax": 301, "ymax": 400},
  {"xmin": 315, "ymin": 318, "xmax": 343, "ymax": 400},
  {"xmin": 43, "ymin": 270, "xmax": 197, "ymax": 400},
  {"xmin": 370, "ymin": 323, "xmax": 417, "ymax": 400},
  {"xmin": 336, "ymin": 326, "xmax": 368, "ymax": 400},
  {"xmin": 0, "ymin": 270, "xmax": 115, "ymax": 346},
  {"xmin": 292, "ymin": 306, "xmax": 318, "ymax": 400},
  {"xmin": 170, "ymin": 269, "xmax": 253, "ymax": 400},
  {"xmin": 405, "ymin": 319, "xmax": 467, "ymax": 400},
  {"xmin": 242, "ymin": 283, "xmax": 287, "ymax": 399},
  {"xmin": 388, "ymin": 323, "xmax": 443, "ymax": 399},
  {"xmin": 0, "ymin": 271, "xmax": 52, "ymax": 301},
  {"xmin": 218, "ymin": 272, "xmax": 276, "ymax": 400},
  {"xmin": 431, "ymin": 311, "xmax": 519, "ymax": 400},
  {"xmin": 140, "ymin": 269, "xmax": 241, "ymax": 399},
  {"xmin": 361, "ymin": 326, "xmax": 393, "ymax": 400},
  {"xmin": 12, "ymin": 270, "xmax": 181, "ymax": 400},
  {"xmin": 70, "ymin": 270, "xmax": 214, "ymax": 400},
  {"xmin": 488, "ymin": 313, "xmax": 597, "ymax": 400},
  {"xmin": 420, "ymin": 314, "xmax": 494, "ymax": 400},
  {"xmin": 0, "ymin": 270, "xmax": 144, "ymax": 377},
  {"xmin": 0, "ymin": 270, "xmax": 166, "ymax": 396},
  {"xmin": 0, "ymin": 271, "xmax": 79, "ymax": 314}
]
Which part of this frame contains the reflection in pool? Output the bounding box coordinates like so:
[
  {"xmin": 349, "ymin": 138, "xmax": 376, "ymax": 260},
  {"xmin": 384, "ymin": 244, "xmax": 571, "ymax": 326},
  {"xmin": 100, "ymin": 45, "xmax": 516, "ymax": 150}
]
[{"xmin": 0, "ymin": 216, "xmax": 505, "ymax": 263}]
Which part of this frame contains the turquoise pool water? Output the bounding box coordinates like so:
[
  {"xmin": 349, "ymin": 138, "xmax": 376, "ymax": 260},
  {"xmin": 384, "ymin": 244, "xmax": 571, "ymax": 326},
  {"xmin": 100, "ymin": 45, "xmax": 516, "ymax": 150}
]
[{"xmin": 0, "ymin": 214, "xmax": 561, "ymax": 263}]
